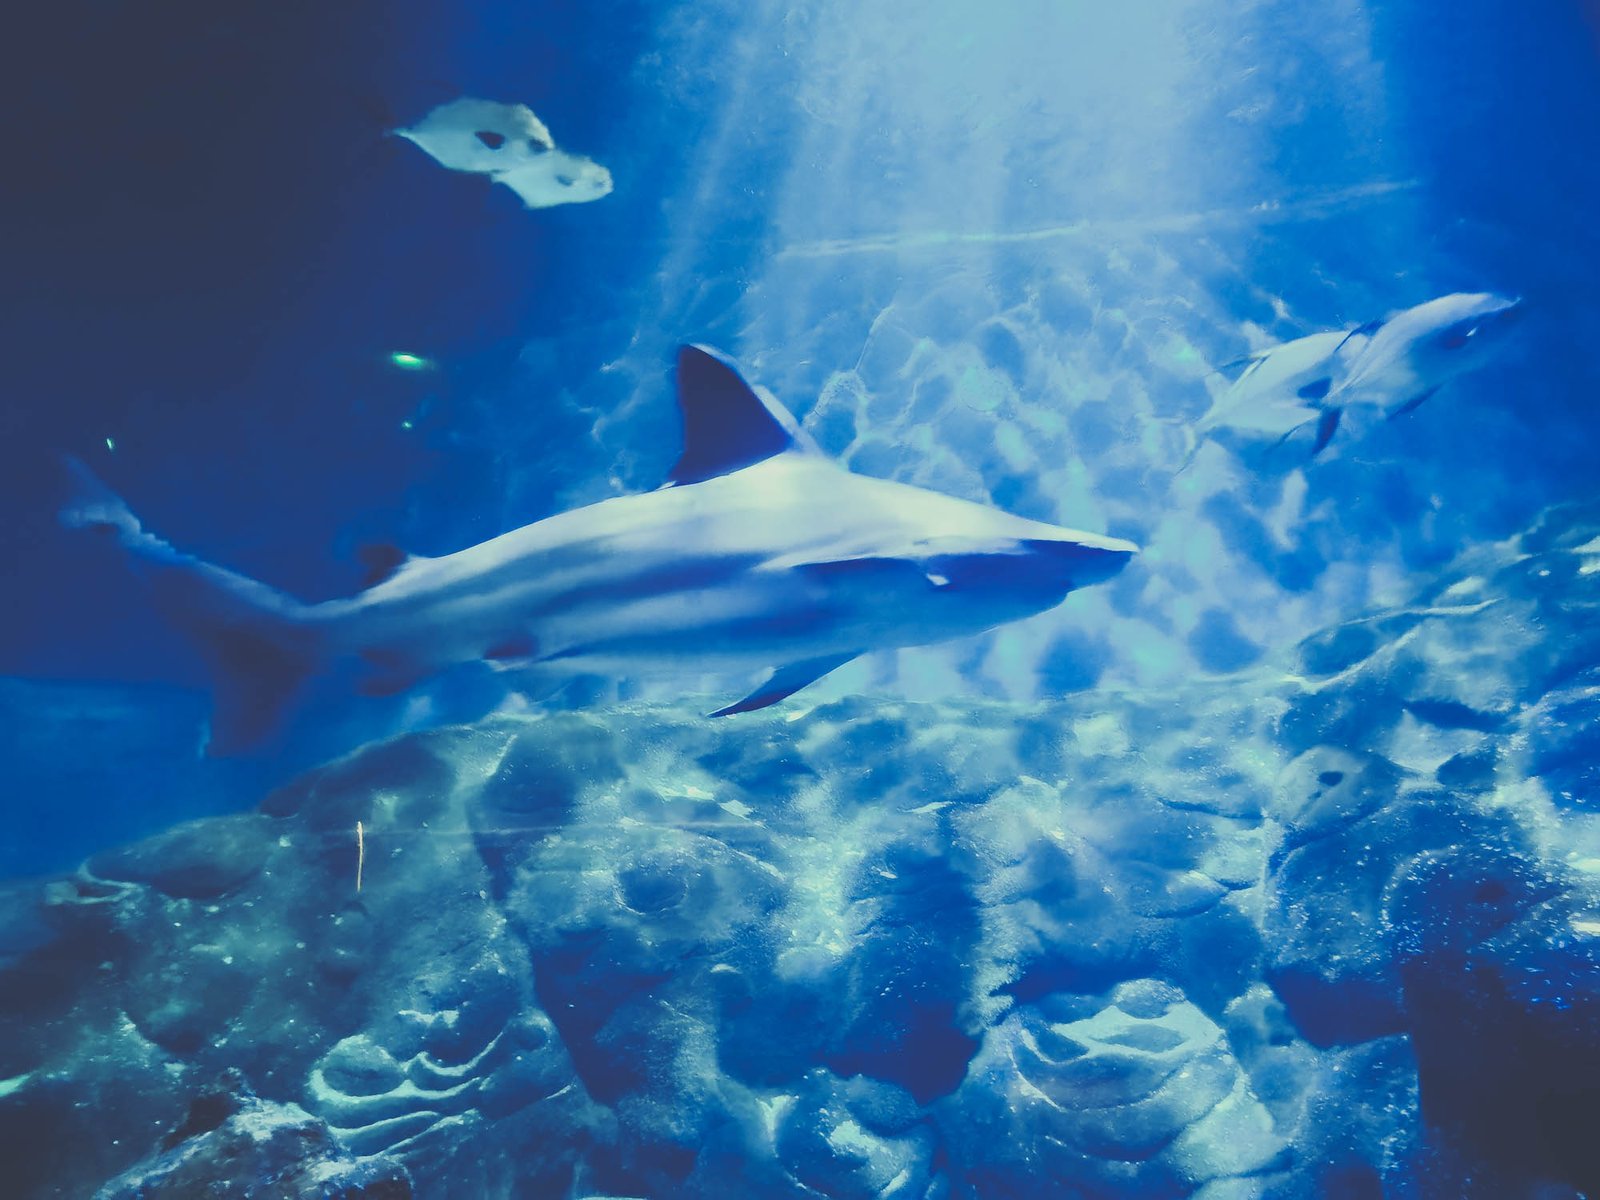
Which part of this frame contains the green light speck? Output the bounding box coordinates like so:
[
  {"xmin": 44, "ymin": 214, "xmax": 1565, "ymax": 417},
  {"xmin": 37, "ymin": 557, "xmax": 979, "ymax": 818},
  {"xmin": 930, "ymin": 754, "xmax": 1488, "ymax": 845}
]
[
  {"xmin": 105, "ymin": 437, "xmax": 115, "ymax": 452},
  {"xmin": 389, "ymin": 352, "xmax": 432, "ymax": 372},
  {"xmin": 400, "ymin": 420, "xmax": 414, "ymax": 431}
]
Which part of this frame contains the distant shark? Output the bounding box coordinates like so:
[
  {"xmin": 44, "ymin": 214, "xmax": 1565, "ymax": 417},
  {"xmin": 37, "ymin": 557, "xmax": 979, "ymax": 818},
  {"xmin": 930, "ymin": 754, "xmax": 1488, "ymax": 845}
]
[
  {"xmin": 1182, "ymin": 291, "xmax": 1522, "ymax": 466},
  {"xmin": 64, "ymin": 347, "xmax": 1137, "ymax": 753}
]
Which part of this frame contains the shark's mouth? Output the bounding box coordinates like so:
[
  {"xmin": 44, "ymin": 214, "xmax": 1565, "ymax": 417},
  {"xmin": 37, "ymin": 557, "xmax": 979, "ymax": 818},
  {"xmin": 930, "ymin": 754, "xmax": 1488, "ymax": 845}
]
[
  {"xmin": 920, "ymin": 538, "xmax": 1137, "ymax": 597},
  {"xmin": 1018, "ymin": 537, "xmax": 1140, "ymax": 589},
  {"xmin": 1441, "ymin": 298, "xmax": 1524, "ymax": 350}
]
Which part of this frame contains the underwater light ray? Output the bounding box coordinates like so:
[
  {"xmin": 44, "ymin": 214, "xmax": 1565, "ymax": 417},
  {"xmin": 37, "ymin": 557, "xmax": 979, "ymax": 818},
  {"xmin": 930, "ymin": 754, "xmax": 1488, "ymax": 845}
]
[
  {"xmin": 773, "ymin": 179, "xmax": 1421, "ymax": 260},
  {"xmin": 302, "ymin": 822, "xmax": 783, "ymax": 839}
]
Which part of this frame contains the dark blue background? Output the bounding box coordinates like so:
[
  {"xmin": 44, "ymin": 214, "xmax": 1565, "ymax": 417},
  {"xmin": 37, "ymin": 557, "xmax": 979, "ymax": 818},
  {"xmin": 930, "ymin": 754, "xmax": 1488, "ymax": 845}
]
[
  {"xmin": 1, "ymin": 0, "xmax": 687, "ymax": 680},
  {"xmin": 4, "ymin": 0, "xmax": 1600, "ymax": 877}
]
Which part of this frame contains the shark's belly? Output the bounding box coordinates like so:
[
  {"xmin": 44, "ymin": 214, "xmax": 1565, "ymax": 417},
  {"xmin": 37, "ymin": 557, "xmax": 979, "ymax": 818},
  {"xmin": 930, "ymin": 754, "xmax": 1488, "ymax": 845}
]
[
  {"xmin": 527, "ymin": 572, "xmax": 873, "ymax": 672},
  {"xmin": 334, "ymin": 548, "xmax": 872, "ymax": 678},
  {"xmin": 318, "ymin": 455, "xmax": 1039, "ymax": 679}
]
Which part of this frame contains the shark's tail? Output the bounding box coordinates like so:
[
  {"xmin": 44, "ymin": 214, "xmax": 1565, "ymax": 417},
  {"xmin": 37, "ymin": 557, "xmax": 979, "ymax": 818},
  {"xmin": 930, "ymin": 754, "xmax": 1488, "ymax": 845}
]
[
  {"xmin": 1175, "ymin": 423, "xmax": 1204, "ymax": 474},
  {"xmin": 1145, "ymin": 415, "xmax": 1203, "ymax": 474},
  {"xmin": 60, "ymin": 457, "xmax": 322, "ymax": 755}
]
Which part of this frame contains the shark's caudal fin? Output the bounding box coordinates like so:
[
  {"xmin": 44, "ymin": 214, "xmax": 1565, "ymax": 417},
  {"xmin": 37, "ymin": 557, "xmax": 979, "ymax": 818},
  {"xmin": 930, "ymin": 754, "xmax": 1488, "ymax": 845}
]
[
  {"xmin": 1142, "ymin": 415, "xmax": 1203, "ymax": 474},
  {"xmin": 1175, "ymin": 422, "xmax": 1204, "ymax": 474},
  {"xmin": 59, "ymin": 455, "xmax": 140, "ymax": 538},
  {"xmin": 60, "ymin": 457, "xmax": 320, "ymax": 755}
]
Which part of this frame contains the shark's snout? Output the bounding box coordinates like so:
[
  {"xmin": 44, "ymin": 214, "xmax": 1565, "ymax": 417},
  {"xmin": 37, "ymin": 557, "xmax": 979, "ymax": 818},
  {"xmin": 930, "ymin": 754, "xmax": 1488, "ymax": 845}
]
[
  {"xmin": 1491, "ymin": 295, "xmax": 1525, "ymax": 325},
  {"xmin": 1466, "ymin": 293, "xmax": 1523, "ymax": 326},
  {"xmin": 1024, "ymin": 534, "xmax": 1140, "ymax": 588},
  {"xmin": 1433, "ymin": 293, "xmax": 1524, "ymax": 355}
]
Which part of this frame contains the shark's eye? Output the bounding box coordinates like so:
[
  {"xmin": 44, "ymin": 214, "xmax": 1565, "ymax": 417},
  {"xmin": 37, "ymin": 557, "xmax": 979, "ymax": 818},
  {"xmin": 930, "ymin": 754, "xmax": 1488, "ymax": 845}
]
[
  {"xmin": 474, "ymin": 130, "xmax": 507, "ymax": 149},
  {"xmin": 556, "ymin": 174, "xmax": 577, "ymax": 187}
]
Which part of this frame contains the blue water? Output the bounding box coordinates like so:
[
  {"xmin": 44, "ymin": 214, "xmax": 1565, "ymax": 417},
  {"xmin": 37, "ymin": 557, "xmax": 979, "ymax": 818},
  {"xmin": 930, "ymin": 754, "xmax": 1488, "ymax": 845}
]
[{"xmin": 5, "ymin": 2, "xmax": 1600, "ymax": 1197}]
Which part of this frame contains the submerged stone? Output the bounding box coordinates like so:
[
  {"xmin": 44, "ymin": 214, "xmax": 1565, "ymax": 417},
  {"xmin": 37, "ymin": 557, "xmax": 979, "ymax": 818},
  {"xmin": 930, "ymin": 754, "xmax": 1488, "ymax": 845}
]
[
  {"xmin": 93, "ymin": 1074, "xmax": 411, "ymax": 1199},
  {"xmin": 10, "ymin": 496, "xmax": 1600, "ymax": 1197}
]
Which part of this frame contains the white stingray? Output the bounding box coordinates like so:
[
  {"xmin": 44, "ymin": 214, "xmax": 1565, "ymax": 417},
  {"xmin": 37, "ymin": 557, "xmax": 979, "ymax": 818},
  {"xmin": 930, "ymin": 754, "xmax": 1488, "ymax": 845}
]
[{"xmin": 394, "ymin": 97, "xmax": 612, "ymax": 209}]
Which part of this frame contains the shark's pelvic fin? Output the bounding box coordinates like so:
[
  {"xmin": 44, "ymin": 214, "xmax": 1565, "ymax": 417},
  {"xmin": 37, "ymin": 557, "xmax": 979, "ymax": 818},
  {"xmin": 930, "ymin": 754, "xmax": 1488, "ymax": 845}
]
[
  {"xmin": 1311, "ymin": 408, "xmax": 1343, "ymax": 456},
  {"xmin": 203, "ymin": 623, "xmax": 319, "ymax": 753},
  {"xmin": 665, "ymin": 345, "xmax": 823, "ymax": 487},
  {"xmin": 709, "ymin": 652, "xmax": 859, "ymax": 717},
  {"xmin": 1386, "ymin": 386, "xmax": 1441, "ymax": 420}
]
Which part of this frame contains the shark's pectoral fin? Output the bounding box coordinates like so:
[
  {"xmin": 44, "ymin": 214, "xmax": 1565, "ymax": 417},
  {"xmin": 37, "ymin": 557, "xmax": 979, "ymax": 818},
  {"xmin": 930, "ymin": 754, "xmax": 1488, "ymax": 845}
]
[
  {"xmin": 793, "ymin": 556, "xmax": 935, "ymax": 586},
  {"xmin": 1296, "ymin": 376, "xmax": 1333, "ymax": 402},
  {"xmin": 789, "ymin": 545, "xmax": 1022, "ymax": 595},
  {"xmin": 665, "ymin": 345, "xmax": 825, "ymax": 487},
  {"xmin": 1386, "ymin": 386, "xmax": 1440, "ymax": 420},
  {"xmin": 1311, "ymin": 408, "xmax": 1343, "ymax": 456},
  {"xmin": 355, "ymin": 673, "xmax": 423, "ymax": 698},
  {"xmin": 709, "ymin": 652, "xmax": 860, "ymax": 718},
  {"xmin": 482, "ymin": 633, "xmax": 538, "ymax": 671},
  {"xmin": 355, "ymin": 648, "xmax": 427, "ymax": 698}
]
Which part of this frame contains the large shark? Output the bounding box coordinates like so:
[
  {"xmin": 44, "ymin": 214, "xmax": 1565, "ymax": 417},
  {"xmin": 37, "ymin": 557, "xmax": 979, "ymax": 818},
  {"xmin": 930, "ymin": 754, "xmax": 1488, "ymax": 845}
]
[
  {"xmin": 63, "ymin": 346, "xmax": 1137, "ymax": 753},
  {"xmin": 1182, "ymin": 291, "xmax": 1522, "ymax": 466}
]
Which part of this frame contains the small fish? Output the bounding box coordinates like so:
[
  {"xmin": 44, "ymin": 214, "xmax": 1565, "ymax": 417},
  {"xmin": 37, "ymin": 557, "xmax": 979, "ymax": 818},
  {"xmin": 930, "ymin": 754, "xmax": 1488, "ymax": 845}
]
[
  {"xmin": 62, "ymin": 347, "xmax": 1136, "ymax": 754},
  {"xmin": 1329, "ymin": 291, "xmax": 1523, "ymax": 415},
  {"xmin": 394, "ymin": 97, "xmax": 612, "ymax": 209},
  {"xmin": 1180, "ymin": 327, "xmax": 1374, "ymax": 468},
  {"xmin": 387, "ymin": 351, "xmax": 434, "ymax": 372},
  {"xmin": 1182, "ymin": 292, "xmax": 1522, "ymax": 466}
]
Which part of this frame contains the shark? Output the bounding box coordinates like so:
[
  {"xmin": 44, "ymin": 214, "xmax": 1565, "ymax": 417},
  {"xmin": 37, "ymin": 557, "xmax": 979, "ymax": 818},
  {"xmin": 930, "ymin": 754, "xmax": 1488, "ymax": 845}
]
[
  {"xmin": 393, "ymin": 97, "xmax": 613, "ymax": 210},
  {"xmin": 1315, "ymin": 291, "xmax": 1523, "ymax": 443},
  {"xmin": 1181, "ymin": 291, "xmax": 1522, "ymax": 466},
  {"xmin": 63, "ymin": 346, "xmax": 1138, "ymax": 754}
]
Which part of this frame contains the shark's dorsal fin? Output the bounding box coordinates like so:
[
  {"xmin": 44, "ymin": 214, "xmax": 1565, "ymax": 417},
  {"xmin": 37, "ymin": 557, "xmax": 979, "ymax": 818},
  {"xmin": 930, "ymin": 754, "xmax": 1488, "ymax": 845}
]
[
  {"xmin": 1331, "ymin": 317, "xmax": 1386, "ymax": 357},
  {"xmin": 1212, "ymin": 347, "xmax": 1273, "ymax": 376},
  {"xmin": 665, "ymin": 345, "xmax": 821, "ymax": 487}
]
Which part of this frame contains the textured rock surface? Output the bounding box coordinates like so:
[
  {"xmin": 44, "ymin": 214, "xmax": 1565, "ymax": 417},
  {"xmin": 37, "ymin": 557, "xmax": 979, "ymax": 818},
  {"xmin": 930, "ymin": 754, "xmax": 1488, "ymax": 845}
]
[
  {"xmin": 6, "ymin": 503, "xmax": 1600, "ymax": 1198},
  {"xmin": 91, "ymin": 1072, "xmax": 412, "ymax": 1199}
]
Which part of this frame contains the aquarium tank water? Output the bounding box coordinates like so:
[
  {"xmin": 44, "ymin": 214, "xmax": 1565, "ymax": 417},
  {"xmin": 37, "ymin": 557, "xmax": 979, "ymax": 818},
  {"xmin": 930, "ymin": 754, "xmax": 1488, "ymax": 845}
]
[{"xmin": 4, "ymin": 1, "xmax": 1600, "ymax": 1196}]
